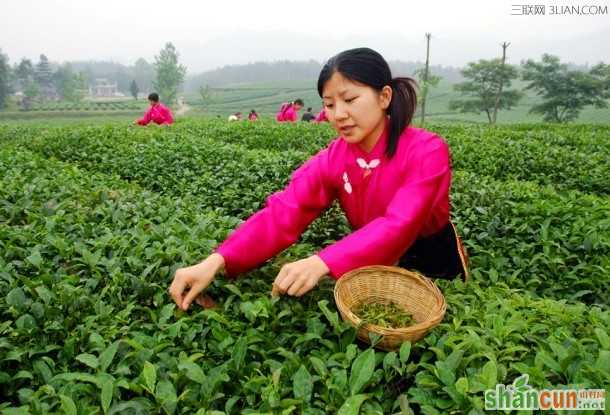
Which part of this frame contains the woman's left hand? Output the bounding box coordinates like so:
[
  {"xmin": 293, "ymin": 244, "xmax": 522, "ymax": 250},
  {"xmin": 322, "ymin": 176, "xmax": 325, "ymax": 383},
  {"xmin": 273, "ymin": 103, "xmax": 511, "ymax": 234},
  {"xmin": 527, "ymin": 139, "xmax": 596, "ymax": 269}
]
[{"xmin": 273, "ymin": 255, "xmax": 329, "ymax": 297}]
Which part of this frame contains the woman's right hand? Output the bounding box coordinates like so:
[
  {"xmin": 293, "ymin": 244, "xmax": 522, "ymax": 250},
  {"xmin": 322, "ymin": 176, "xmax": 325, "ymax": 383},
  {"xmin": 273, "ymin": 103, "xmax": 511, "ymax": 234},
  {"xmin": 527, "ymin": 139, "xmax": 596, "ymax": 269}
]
[{"xmin": 169, "ymin": 253, "xmax": 225, "ymax": 311}]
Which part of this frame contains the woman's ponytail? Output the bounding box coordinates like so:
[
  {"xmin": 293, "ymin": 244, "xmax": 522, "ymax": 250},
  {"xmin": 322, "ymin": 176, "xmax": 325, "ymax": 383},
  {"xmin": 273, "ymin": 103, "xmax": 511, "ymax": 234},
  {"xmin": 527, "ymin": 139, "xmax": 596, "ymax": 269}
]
[{"xmin": 386, "ymin": 77, "xmax": 418, "ymax": 158}]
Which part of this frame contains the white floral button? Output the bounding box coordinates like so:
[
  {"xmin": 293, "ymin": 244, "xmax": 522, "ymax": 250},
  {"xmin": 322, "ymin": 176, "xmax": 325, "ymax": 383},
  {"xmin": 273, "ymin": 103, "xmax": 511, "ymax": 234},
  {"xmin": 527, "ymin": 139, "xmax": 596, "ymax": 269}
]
[
  {"xmin": 356, "ymin": 158, "xmax": 380, "ymax": 170},
  {"xmin": 342, "ymin": 172, "xmax": 352, "ymax": 194}
]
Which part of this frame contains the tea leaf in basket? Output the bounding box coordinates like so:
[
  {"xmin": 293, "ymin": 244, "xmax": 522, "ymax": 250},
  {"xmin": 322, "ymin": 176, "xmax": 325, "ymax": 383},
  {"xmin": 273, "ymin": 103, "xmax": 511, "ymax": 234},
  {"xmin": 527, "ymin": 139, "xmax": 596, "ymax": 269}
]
[{"xmin": 354, "ymin": 302, "xmax": 415, "ymax": 328}]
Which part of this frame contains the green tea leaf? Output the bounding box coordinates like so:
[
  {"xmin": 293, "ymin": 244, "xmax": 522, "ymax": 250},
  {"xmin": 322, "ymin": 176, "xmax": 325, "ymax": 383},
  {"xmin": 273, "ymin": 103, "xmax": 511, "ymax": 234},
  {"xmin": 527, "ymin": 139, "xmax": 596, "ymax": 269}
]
[
  {"xmin": 309, "ymin": 356, "xmax": 327, "ymax": 378},
  {"xmin": 6, "ymin": 287, "xmax": 26, "ymax": 309},
  {"xmin": 52, "ymin": 372, "xmax": 101, "ymax": 387},
  {"xmin": 59, "ymin": 394, "xmax": 77, "ymax": 415},
  {"xmin": 594, "ymin": 328, "xmax": 610, "ymax": 349},
  {"xmin": 33, "ymin": 360, "xmax": 53, "ymax": 384},
  {"xmin": 76, "ymin": 353, "xmax": 99, "ymax": 369},
  {"xmin": 398, "ymin": 394, "xmax": 414, "ymax": 415},
  {"xmin": 293, "ymin": 365, "xmax": 313, "ymax": 402},
  {"xmin": 480, "ymin": 360, "xmax": 497, "ymax": 389},
  {"xmin": 444, "ymin": 349, "xmax": 464, "ymax": 372},
  {"xmin": 155, "ymin": 379, "xmax": 177, "ymax": 414},
  {"xmin": 337, "ymin": 394, "xmax": 369, "ymax": 415},
  {"xmin": 318, "ymin": 300, "xmax": 341, "ymax": 333},
  {"xmin": 99, "ymin": 341, "xmax": 120, "ymax": 372},
  {"xmin": 101, "ymin": 377, "xmax": 113, "ymax": 414},
  {"xmin": 435, "ymin": 362, "xmax": 455, "ymax": 386},
  {"xmin": 26, "ymin": 249, "xmax": 43, "ymax": 268},
  {"xmin": 178, "ymin": 360, "xmax": 205, "ymax": 384},
  {"xmin": 1, "ymin": 407, "xmax": 30, "ymax": 415},
  {"xmin": 595, "ymin": 350, "xmax": 610, "ymax": 373},
  {"xmin": 513, "ymin": 374, "xmax": 529, "ymax": 390},
  {"xmin": 536, "ymin": 351, "xmax": 561, "ymax": 373},
  {"xmin": 142, "ymin": 361, "xmax": 157, "ymax": 392},
  {"xmin": 455, "ymin": 377, "xmax": 469, "ymax": 395},
  {"xmin": 34, "ymin": 286, "xmax": 54, "ymax": 304},
  {"xmin": 349, "ymin": 349, "xmax": 375, "ymax": 395},
  {"xmin": 399, "ymin": 342, "xmax": 411, "ymax": 363},
  {"xmin": 232, "ymin": 336, "xmax": 248, "ymax": 372}
]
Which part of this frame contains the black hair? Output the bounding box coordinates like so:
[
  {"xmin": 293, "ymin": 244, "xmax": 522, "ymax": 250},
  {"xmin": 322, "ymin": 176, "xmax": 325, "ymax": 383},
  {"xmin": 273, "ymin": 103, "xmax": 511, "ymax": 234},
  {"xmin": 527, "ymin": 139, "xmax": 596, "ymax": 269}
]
[
  {"xmin": 294, "ymin": 98, "xmax": 304, "ymax": 106},
  {"xmin": 317, "ymin": 47, "xmax": 418, "ymax": 158},
  {"xmin": 148, "ymin": 92, "xmax": 159, "ymax": 102},
  {"xmin": 307, "ymin": 107, "xmax": 312, "ymax": 112}
]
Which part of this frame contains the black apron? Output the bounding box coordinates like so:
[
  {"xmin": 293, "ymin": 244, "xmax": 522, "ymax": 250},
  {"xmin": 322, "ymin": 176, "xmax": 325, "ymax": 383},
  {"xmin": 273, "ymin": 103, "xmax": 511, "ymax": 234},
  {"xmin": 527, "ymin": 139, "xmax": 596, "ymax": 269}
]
[{"xmin": 398, "ymin": 221, "xmax": 470, "ymax": 281}]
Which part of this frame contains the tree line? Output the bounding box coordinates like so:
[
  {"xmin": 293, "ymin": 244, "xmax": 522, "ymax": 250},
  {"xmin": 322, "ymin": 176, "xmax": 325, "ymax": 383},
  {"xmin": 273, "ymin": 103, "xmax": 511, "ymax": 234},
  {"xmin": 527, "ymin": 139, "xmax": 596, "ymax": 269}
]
[
  {"xmin": 448, "ymin": 51, "xmax": 609, "ymax": 123},
  {"xmin": 415, "ymin": 37, "xmax": 609, "ymax": 124},
  {"xmin": 0, "ymin": 42, "xmax": 185, "ymax": 109}
]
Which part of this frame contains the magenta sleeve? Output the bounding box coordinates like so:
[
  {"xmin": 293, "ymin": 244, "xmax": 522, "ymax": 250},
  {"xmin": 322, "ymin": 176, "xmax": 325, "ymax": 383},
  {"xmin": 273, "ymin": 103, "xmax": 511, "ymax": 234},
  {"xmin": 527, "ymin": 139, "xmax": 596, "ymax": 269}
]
[{"xmin": 215, "ymin": 148, "xmax": 337, "ymax": 277}]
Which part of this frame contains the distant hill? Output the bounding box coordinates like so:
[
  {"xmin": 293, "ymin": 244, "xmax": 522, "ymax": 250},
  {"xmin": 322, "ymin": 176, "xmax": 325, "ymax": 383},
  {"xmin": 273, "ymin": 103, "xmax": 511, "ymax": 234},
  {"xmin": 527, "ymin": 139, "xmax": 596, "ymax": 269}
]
[{"xmin": 184, "ymin": 60, "xmax": 464, "ymax": 92}]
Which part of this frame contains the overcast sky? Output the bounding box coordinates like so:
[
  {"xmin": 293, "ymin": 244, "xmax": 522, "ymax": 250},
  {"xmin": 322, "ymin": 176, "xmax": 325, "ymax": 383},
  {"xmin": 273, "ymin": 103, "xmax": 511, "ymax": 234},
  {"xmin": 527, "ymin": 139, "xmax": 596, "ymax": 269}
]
[{"xmin": 2, "ymin": 0, "xmax": 609, "ymax": 72}]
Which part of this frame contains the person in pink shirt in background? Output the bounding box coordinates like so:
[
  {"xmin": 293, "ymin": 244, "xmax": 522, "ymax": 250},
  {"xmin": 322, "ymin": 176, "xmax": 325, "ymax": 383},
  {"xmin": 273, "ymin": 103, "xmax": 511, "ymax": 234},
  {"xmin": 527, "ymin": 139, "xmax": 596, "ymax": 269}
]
[
  {"xmin": 314, "ymin": 108, "xmax": 328, "ymax": 123},
  {"xmin": 275, "ymin": 99, "xmax": 304, "ymax": 122},
  {"xmin": 135, "ymin": 93, "xmax": 174, "ymax": 126},
  {"xmin": 248, "ymin": 110, "xmax": 259, "ymax": 121},
  {"xmin": 169, "ymin": 47, "xmax": 469, "ymax": 311}
]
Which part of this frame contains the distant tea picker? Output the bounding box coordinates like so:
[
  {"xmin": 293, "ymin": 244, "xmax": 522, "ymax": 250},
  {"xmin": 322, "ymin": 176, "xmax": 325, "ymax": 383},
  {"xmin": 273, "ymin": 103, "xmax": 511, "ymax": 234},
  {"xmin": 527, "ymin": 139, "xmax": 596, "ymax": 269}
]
[
  {"xmin": 134, "ymin": 93, "xmax": 174, "ymax": 126},
  {"xmin": 169, "ymin": 47, "xmax": 469, "ymax": 311},
  {"xmin": 275, "ymin": 99, "xmax": 304, "ymax": 122}
]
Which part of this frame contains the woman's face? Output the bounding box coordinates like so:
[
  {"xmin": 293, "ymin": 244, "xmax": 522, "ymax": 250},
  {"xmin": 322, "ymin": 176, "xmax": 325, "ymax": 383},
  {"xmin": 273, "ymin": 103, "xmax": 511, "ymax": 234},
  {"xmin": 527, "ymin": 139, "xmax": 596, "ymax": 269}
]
[{"xmin": 322, "ymin": 71, "xmax": 392, "ymax": 151}]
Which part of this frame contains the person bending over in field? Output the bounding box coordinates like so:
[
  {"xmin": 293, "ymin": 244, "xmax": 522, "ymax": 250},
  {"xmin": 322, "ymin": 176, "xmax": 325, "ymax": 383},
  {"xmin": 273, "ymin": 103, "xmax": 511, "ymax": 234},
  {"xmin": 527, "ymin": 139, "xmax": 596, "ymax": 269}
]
[
  {"xmin": 301, "ymin": 107, "xmax": 316, "ymax": 122},
  {"xmin": 134, "ymin": 93, "xmax": 174, "ymax": 126},
  {"xmin": 275, "ymin": 98, "xmax": 304, "ymax": 122},
  {"xmin": 228, "ymin": 112, "xmax": 242, "ymax": 122},
  {"xmin": 314, "ymin": 108, "xmax": 328, "ymax": 123},
  {"xmin": 169, "ymin": 48, "xmax": 469, "ymax": 311},
  {"xmin": 248, "ymin": 110, "xmax": 259, "ymax": 121}
]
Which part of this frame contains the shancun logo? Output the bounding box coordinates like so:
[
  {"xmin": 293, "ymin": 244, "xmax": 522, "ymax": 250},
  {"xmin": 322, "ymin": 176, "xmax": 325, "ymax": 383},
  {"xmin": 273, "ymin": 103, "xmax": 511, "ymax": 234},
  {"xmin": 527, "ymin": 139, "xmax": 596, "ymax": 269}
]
[{"xmin": 485, "ymin": 374, "xmax": 606, "ymax": 411}]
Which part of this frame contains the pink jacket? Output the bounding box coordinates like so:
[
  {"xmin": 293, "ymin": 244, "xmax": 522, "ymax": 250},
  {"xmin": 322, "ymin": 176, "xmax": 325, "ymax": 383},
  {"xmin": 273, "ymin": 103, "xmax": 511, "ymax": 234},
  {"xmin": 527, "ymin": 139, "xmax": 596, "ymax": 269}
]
[
  {"xmin": 216, "ymin": 124, "xmax": 451, "ymax": 279},
  {"xmin": 314, "ymin": 109, "xmax": 328, "ymax": 122},
  {"xmin": 137, "ymin": 103, "xmax": 174, "ymax": 125},
  {"xmin": 276, "ymin": 103, "xmax": 298, "ymax": 122}
]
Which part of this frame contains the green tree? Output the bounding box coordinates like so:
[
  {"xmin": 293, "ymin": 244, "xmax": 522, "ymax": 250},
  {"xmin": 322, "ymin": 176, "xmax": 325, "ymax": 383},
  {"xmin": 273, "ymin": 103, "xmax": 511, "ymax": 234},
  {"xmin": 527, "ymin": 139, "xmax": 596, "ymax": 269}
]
[
  {"xmin": 22, "ymin": 80, "xmax": 39, "ymax": 110},
  {"xmin": 75, "ymin": 72, "xmax": 88, "ymax": 100},
  {"xmin": 153, "ymin": 42, "xmax": 186, "ymax": 105},
  {"xmin": 130, "ymin": 80, "xmax": 139, "ymax": 100},
  {"xmin": 53, "ymin": 64, "xmax": 79, "ymax": 101},
  {"xmin": 35, "ymin": 54, "xmax": 54, "ymax": 101},
  {"xmin": 133, "ymin": 58, "xmax": 154, "ymax": 93},
  {"xmin": 15, "ymin": 58, "xmax": 35, "ymax": 90},
  {"xmin": 449, "ymin": 59, "xmax": 522, "ymax": 124},
  {"xmin": 521, "ymin": 54, "xmax": 608, "ymax": 123},
  {"xmin": 0, "ymin": 49, "xmax": 11, "ymax": 109},
  {"xmin": 589, "ymin": 62, "xmax": 610, "ymax": 94}
]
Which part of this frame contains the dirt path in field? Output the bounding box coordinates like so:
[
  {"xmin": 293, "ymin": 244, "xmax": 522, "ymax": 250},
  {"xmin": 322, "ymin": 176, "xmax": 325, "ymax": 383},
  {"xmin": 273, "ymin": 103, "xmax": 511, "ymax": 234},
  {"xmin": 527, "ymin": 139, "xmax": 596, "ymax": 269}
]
[{"xmin": 175, "ymin": 96, "xmax": 191, "ymax": 116}]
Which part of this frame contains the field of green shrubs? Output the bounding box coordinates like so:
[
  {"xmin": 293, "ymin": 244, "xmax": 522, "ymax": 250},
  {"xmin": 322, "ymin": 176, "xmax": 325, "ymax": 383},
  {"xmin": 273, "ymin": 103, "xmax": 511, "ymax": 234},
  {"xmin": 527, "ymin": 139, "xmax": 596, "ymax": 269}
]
[{"xmin": 0, "ymin": 119, "xmax": 608, "ymax": 414}]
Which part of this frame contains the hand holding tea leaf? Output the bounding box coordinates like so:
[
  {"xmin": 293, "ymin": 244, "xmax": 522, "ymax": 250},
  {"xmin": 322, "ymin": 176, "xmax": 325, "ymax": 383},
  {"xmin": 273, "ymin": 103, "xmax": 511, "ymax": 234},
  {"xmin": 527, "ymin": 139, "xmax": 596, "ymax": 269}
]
[
  {"xmin": 273, "ymin": 255, "xmax": 329, "ymax": 297},
  {"xmin": 169, "ymin": 253, "xmax": 225, "ymax": 311}
]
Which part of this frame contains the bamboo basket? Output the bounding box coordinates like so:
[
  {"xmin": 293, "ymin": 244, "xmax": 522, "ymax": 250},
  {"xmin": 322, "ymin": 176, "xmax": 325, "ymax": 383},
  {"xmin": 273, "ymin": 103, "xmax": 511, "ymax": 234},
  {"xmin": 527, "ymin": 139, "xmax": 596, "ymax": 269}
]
[{"xmin": 334, "ymin": 265, "xmax": 446, "ymax": 351}]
